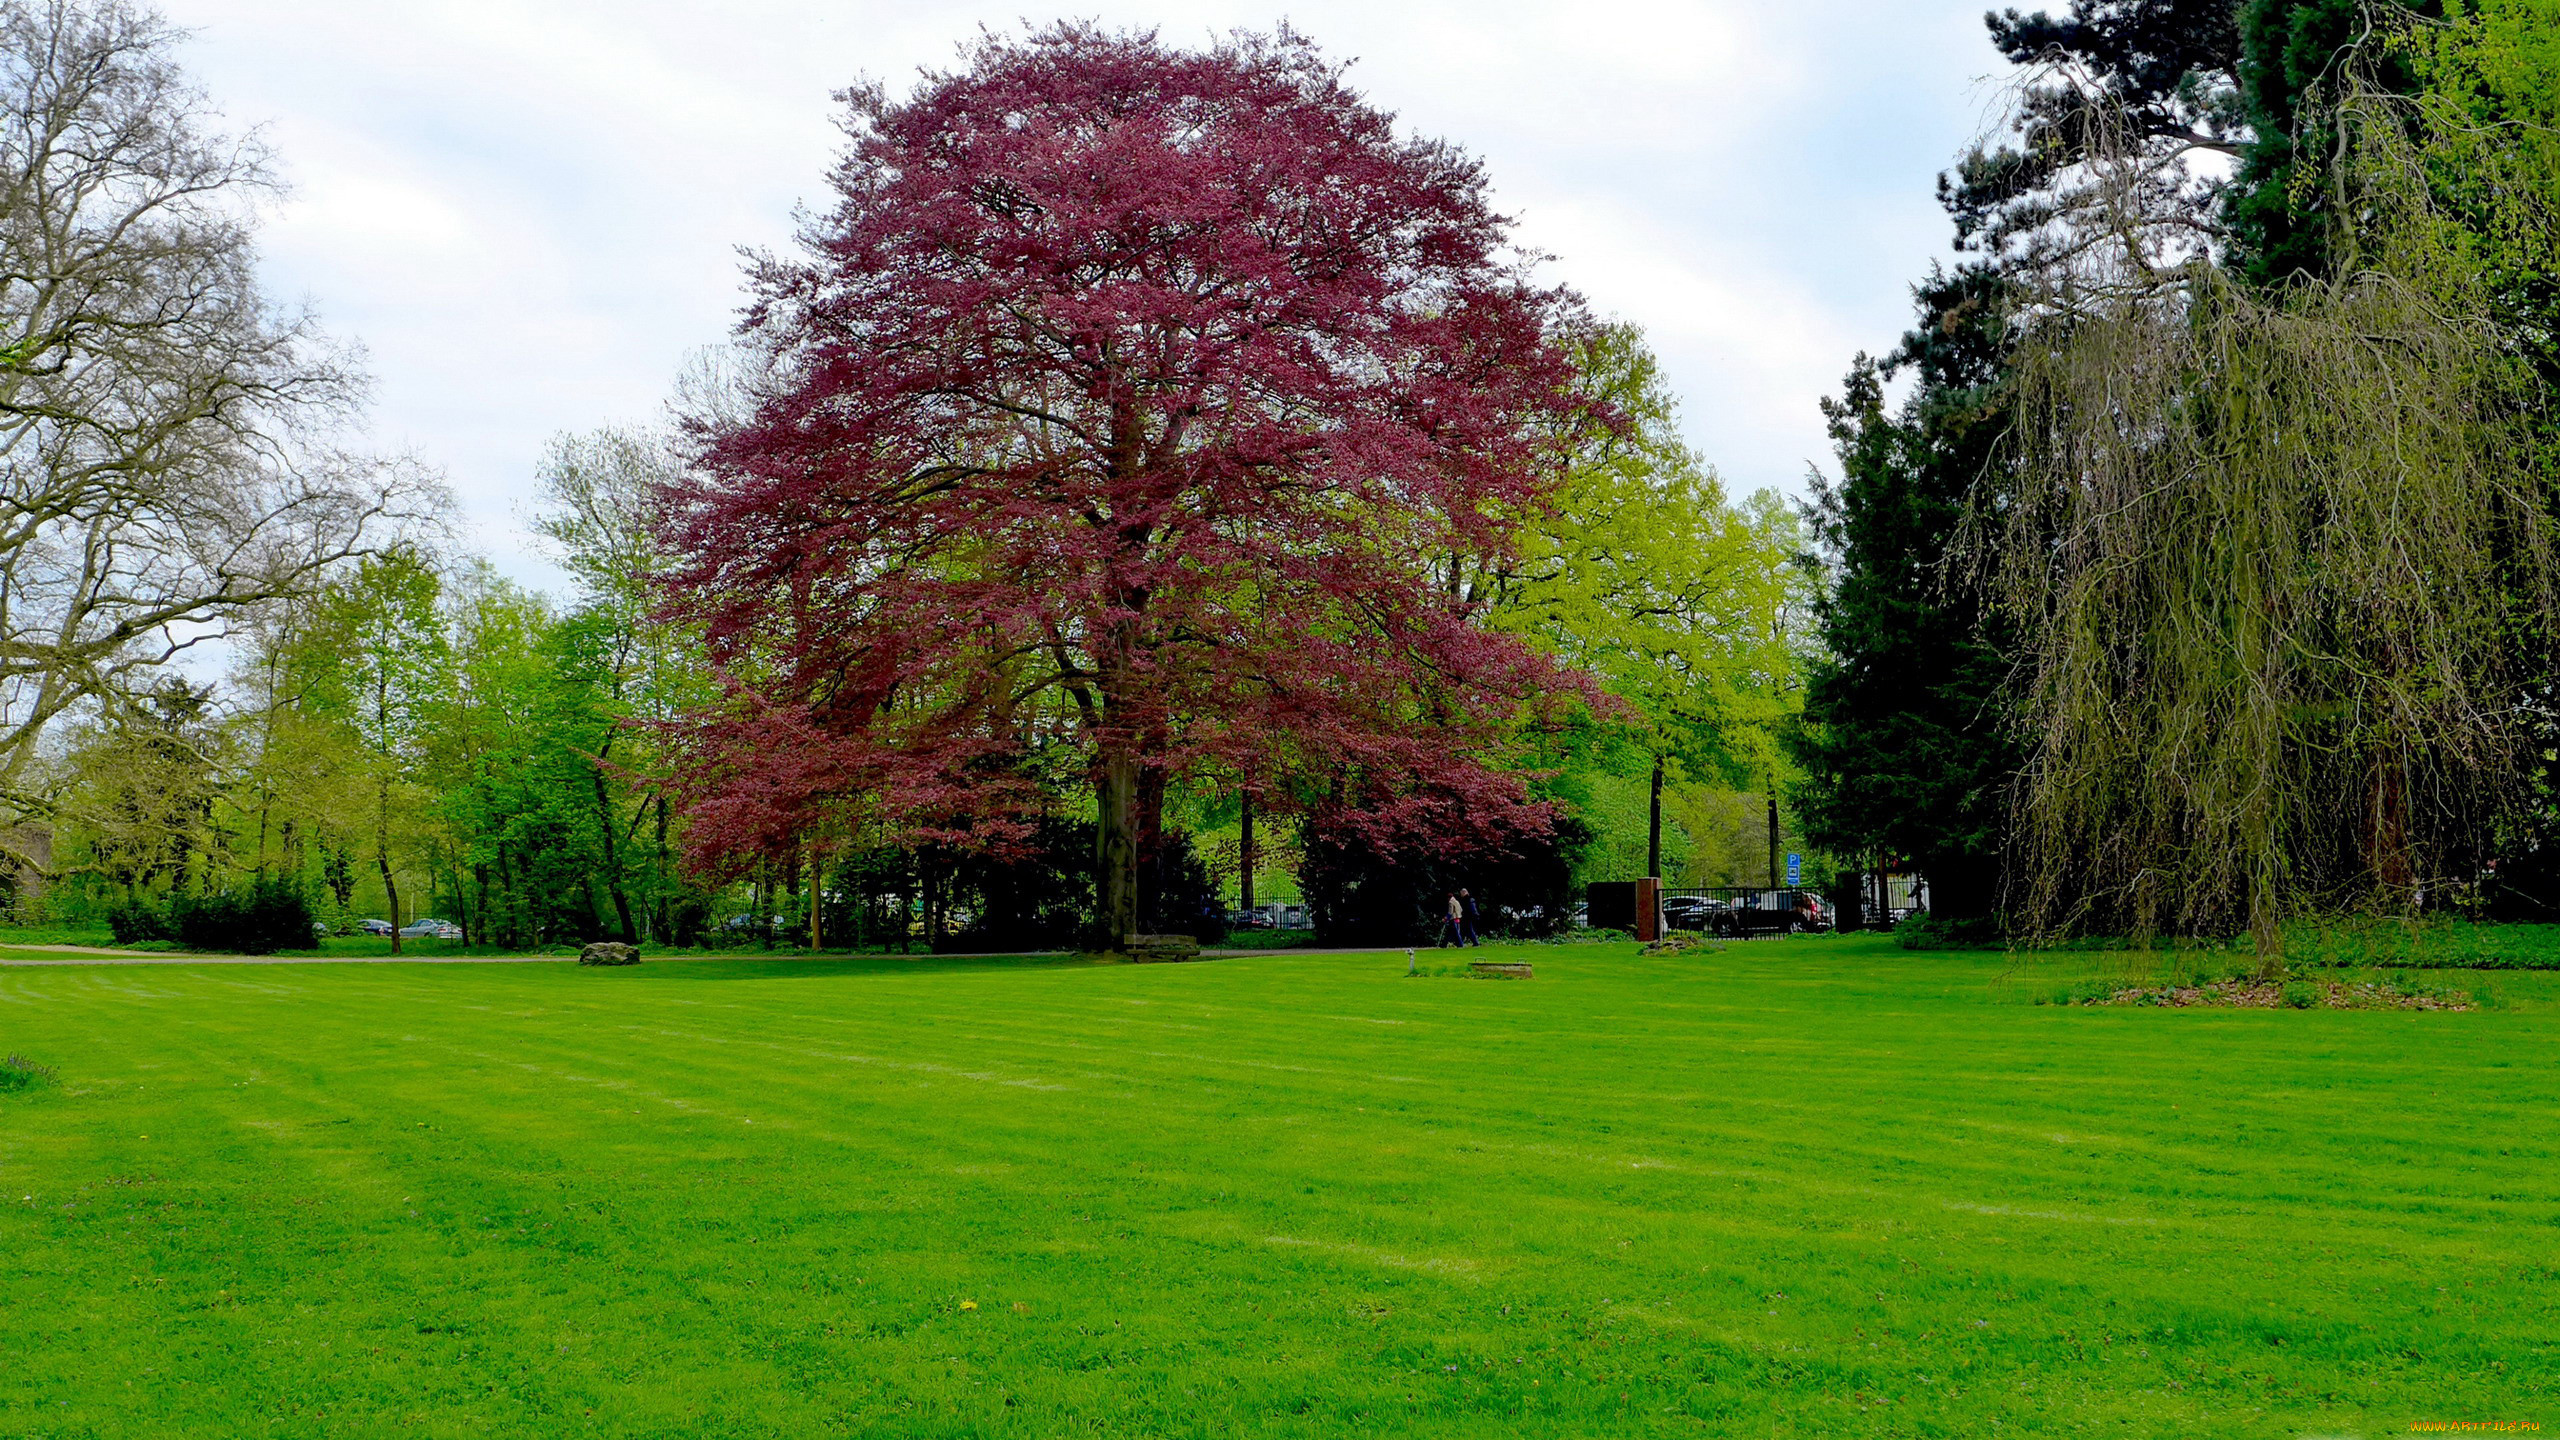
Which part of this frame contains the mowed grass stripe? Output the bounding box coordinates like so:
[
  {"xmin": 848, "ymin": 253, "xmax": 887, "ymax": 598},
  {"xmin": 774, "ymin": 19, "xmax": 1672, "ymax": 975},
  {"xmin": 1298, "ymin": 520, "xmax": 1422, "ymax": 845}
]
[{"xmin": 3, "ymin": 937, "xmax": 2552, "ymax": 1438}]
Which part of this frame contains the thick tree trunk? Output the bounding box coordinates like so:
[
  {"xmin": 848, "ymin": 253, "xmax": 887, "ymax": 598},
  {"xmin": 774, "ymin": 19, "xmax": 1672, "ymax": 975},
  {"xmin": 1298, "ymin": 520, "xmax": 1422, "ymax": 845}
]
[
  {"xmin": 1096, "ymin": 746, "xmax": 1139, "ymax": 952},
  {"xmin": 1135, "ymin": 760, "xmax": 1167, "ymax": 932}
]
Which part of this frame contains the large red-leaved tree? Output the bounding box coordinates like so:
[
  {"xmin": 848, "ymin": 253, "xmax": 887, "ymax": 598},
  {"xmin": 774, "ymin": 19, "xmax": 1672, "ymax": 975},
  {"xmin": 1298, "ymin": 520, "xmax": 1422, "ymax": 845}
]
[{"xmin": 662, "ymin": 24, "xmax": 1603, "ymax": 950}]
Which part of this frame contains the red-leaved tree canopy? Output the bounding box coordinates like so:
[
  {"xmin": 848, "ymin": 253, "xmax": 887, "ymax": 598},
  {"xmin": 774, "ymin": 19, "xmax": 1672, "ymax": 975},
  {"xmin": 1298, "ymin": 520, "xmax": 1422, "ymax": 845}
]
[{"xmin": 661, "ymin": 24, "xmax": 1605, "ymax": 950}]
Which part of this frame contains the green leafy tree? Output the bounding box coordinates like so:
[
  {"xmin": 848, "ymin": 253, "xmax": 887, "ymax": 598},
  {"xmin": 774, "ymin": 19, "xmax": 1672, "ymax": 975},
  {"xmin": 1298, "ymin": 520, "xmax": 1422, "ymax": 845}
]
[
  {"xmin": 1790, "ymin": 268, "xmax": 2021, "ymax": 921},
  {"xmin": 302, "ymin": 550, "xmax": 447, "ymax": 952},
  {"xmin": 56, "ymin": 681, "xmax": 225, "ymax": 904},
  {"xmin": 1981, "ymin": 13, "xmax": 2560, "ymax": 945},
  {"xmin": 1476, "ymin": 323, "xmax": 1809, "ymax": 882},
  {"xmin": 530, "ymin": 428, "xmax": 716, "ymax": 943},
  {"xmin": 429, "ymin": 573, "xmax": 575, "ymax": 945}
]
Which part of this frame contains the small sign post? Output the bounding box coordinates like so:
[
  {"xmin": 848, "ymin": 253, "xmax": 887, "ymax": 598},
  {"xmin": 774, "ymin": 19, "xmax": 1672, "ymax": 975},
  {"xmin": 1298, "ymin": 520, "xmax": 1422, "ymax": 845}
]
[{"xmin": 1786, "ymin": 853, "xmax": 1802, "ymax": 887}]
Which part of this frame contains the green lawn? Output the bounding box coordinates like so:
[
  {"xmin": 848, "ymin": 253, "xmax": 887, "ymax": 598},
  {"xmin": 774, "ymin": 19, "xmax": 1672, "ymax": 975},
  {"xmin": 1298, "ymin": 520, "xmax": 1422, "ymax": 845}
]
[{"xmin": 1, "ymin": 937, "xmax": 2550, "ymax": 1438}]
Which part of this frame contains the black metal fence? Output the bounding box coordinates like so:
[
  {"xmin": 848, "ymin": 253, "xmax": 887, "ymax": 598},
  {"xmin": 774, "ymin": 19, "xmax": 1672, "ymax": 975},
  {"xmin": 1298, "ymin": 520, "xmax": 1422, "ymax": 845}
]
[{"xmin": 1656, "ymin": 886, "xmax": 1831, "ymax": 937}]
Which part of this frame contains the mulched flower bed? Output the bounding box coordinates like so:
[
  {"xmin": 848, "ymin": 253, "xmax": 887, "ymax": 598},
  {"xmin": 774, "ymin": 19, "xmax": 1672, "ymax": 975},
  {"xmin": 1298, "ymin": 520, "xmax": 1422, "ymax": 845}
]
[{"xmin": 2078, "ymin": 978, "xmax": 2472, "ymax": 1010}]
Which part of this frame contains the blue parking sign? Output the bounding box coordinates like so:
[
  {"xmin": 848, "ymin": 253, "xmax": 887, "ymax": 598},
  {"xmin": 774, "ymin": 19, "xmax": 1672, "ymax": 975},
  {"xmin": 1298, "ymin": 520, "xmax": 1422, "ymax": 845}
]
[{"xmin": 1786, "ymin": 852, "xmax": 1802, "ymax": 885}]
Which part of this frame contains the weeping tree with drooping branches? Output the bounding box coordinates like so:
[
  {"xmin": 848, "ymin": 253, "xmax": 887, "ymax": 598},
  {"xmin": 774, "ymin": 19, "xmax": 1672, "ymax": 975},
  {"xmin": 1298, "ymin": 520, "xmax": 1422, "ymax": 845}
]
[
  {"xmin": 1986, "ymin": 56, "xmax": 2560, "ymax": 951},
  {"xmin": 660, "ymin": 25, "xmax": 1602, "ymax": 952}
]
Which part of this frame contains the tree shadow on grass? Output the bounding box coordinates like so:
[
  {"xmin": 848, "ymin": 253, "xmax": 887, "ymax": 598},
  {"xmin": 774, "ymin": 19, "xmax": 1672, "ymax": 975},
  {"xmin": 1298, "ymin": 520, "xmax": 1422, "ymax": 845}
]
[{"xmin": 607, "ymin": 952, "xmax": 1113, "ymax": 983}]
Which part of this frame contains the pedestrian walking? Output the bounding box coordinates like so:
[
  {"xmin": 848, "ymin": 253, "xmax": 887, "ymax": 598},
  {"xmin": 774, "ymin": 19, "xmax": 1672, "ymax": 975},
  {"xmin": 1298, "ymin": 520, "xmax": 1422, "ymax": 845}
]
[
  {"xmin": 1441, "ymin": 892, "xmax": 1465, "ymax": 948},
  {"xmin": 1458, "ymin": 887, "xmax": 1482, "ymax": 946}
]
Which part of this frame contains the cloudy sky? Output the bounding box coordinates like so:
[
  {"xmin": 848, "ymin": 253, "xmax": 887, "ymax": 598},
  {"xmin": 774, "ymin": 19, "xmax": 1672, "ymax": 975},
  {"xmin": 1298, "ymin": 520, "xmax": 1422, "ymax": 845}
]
[{"xmin": 164, "ymin": 0, "xmax": 2006, "ymax": 589}]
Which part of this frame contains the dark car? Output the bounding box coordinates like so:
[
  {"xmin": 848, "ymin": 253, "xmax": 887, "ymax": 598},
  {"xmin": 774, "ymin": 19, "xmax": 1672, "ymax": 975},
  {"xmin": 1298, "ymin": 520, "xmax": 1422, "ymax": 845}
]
[
  {"xmin": 1660, "ymin": 894, "xmax": 1724, "ymax": 932},
  {"xmin": 1713, "ymin": 890, "xmax": 1828, "ymax": 937}
]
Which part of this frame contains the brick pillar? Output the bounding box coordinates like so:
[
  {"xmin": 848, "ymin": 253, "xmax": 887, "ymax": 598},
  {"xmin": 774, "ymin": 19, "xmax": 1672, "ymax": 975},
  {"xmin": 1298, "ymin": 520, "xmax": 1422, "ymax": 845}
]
[{"xmin": 1634, "ymin": 876, "xmax": 1661, "ymax": 942}]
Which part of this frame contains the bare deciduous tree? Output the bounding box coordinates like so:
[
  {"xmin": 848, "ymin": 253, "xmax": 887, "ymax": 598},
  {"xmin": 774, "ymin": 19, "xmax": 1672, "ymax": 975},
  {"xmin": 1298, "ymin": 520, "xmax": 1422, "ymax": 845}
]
[{"xmin": 0, "ymin": 0, "xmax": 440, "ymax": 857}]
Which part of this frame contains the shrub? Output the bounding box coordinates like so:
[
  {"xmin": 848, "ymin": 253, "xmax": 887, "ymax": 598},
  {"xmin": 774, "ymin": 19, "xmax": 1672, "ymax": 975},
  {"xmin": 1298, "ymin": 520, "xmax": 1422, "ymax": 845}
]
[
  {"xmin": 169, "ymin": 877, "xmax": 319, "ymax": 955},
  {"xmin": 0, "ymin": 1053, "xmax": 57, "ymax": 1092},
  {"xmin": 105, "ymin": 900, "xmax": 174, "ymax": 944},
  {"xmin": 1895, "ymin": 910, "xmax": 2007, "ymax": 950},
  {"xmin": 2282, "ymin": 981, "xmax": 2320, "ymax": 1009}
]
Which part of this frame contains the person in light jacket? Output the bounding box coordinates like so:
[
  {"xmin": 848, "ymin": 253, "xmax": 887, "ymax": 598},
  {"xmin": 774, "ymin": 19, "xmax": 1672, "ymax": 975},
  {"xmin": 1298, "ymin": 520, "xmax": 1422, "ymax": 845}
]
[{"xmin": 1441, "ymin": 892, "xmax": 1465, "ymax": 948}]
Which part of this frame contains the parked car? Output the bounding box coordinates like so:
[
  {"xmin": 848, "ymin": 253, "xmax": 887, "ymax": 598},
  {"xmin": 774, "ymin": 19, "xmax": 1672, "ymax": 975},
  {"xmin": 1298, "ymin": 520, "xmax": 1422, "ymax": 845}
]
[
  {"xmin": 1661, "ymin": 895, "xmax": 1726, "ymax": 931},
  {"xmin": 1712, "ymin": 890, "xmax": 1829, "ymax": 937},
  {"xmin": 399, "ymin": 918, "xmax": 462, "ymax": 940},
  {"xmin": 1225, "ymin": 908, "xmax": 1273, "ymax": 929},
  {"xmin": 359, "ymin": 918, "xmax": 395, "ymax": 936}
]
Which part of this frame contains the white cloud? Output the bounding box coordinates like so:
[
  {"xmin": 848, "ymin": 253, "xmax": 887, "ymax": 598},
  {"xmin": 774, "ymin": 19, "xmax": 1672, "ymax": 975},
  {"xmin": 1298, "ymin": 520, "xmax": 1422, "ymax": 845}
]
[{"xmin": 164, "ymin": 0, "xmax": 1995, "ymax": 590}]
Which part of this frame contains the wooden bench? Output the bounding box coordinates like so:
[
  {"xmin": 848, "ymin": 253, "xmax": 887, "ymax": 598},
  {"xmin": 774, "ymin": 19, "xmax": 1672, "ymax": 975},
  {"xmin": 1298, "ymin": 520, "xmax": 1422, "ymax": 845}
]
[
  {"xmin": 1128, "ymin": 934, "xmax": 1204, "ymax": 964},
  {"xmin": 1470, "ymin": 960, "xmax": 1533, "ymax": 979}
]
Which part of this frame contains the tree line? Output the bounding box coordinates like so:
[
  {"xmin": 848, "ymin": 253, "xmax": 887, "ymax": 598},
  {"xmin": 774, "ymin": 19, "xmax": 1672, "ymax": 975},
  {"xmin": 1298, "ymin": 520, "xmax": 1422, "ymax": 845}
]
[
  {"xmin": 16, "ymin": 0, "xmax": 2541, "ymax": 956},
  {"xmin": 1792, "ymin": 0, "xmax": 2560, "ymax": 949},
  {"xmin": 0, "ymin": 4, "xmax": 1814, "ymax": 952}
]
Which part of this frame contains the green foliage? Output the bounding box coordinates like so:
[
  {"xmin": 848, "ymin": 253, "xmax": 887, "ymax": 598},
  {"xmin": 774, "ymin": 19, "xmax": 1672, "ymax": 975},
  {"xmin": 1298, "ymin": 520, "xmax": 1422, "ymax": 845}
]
[
  {"xmin": 1792, "ymin": 268, "xmax": 2019, "ymax": 918},
  {"xmin": 56, "ymin": 682, "xmax": 226, "ymax": 901},
  {"xmin": 1893, "ymin": 909, "xmax": 2007, "ymax": 951},
  {"xmin": 0, "ymin": 1053, "xmax": 55, "ymax": 1093},
  {"xmin": 168, "ymin": 878, "xmax": 318, "ymax": 956},
  {"xmin": 1993, "ymin": 76, "xmax": 2560, "ymax": 943},
  {"xmin": 102, "ymin": 902, "xmax": 172, "ymax": 945},
  {"xmin": 104, "ymin": 879, "xmax": 319, "ymax": 954},
  {"xmin": 1483, "ymin": 323, "xmax": 1810, "ymax": 879},
  {"xmin": 2227, "ymin": 0, "xmax": 2417, "ymax": 284}
]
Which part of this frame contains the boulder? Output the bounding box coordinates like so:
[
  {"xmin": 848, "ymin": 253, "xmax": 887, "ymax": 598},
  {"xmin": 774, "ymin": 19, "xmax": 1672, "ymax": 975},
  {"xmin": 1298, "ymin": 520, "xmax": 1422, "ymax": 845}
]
[{"xmin": 578, "ymin": 942, "xmax": 641, "ymax": 967}]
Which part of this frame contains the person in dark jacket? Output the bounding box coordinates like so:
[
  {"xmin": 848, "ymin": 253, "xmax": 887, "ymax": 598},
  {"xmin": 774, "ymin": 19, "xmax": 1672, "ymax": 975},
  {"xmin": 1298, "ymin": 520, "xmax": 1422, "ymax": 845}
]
[{"xmin": 1458, "ymin": 888, "xmax": 1482, "ymax": 946}]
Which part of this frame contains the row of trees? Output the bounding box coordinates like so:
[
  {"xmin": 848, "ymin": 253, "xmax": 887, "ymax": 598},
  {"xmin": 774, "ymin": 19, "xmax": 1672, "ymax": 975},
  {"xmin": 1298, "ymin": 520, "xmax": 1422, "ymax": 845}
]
[
  {"xmin": 1, "ymin": 6, "xmax": 1818, "ymax": 951},
  {"xmin": 1794, "ymin": 0, "xmax": 2560, "ymax": 948},
  {"xmin": 54, "ymin": 431, "xmax": 699, "ymax": 949},
  {"xmin": 49, "ymin": 0, "xmax": 2555, "ymax": 955}
]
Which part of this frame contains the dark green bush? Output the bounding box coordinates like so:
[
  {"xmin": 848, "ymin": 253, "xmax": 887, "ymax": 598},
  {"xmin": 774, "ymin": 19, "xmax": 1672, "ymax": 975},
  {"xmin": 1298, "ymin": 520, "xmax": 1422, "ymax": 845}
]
[
  {"xmin": 0, "ymin": 1053, "xmax": 57, "ymax": 1092},
  {"xmin": 105, "ymin": 901, "xmax": 174, "ymax": 944},
  {"xmin": 1894, "ymin": 910, "xmax": 2007, "ymax": 950},
  {"xmin": 168, "ymin": 878, "xmax": 319, "ymax": 955}
]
